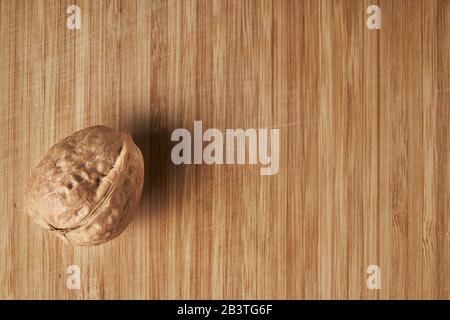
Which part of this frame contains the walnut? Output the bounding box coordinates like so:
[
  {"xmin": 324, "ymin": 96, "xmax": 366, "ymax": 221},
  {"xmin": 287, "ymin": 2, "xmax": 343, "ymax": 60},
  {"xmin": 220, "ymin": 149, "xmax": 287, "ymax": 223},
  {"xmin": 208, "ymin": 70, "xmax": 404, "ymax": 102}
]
[{"xmin": 26, "ymin": 125, "xmax": 144, "ymax": 246}]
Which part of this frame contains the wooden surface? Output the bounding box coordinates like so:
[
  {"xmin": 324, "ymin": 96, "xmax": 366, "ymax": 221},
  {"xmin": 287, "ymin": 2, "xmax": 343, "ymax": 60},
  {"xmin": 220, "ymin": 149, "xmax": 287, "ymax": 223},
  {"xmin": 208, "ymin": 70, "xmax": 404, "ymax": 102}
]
[{"xmin": 1, "ymin": 0, "xmax": 450, "ymax": 299}]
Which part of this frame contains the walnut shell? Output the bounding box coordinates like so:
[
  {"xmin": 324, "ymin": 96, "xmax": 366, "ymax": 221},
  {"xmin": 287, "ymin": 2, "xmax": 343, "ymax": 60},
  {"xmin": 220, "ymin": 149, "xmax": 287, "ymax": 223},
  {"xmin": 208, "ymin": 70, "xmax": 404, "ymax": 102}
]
[{"xmin": 26, "ymin": 125, "xmax": 144, "ymax": 246}]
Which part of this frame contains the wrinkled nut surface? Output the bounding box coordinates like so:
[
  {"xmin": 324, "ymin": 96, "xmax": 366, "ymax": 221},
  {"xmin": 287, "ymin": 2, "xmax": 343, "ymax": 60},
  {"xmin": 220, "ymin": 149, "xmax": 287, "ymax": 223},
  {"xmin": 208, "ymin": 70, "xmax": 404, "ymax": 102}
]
[{"xmin": 26, "ymin": 125, "xmax": 144, "ymax": 246}]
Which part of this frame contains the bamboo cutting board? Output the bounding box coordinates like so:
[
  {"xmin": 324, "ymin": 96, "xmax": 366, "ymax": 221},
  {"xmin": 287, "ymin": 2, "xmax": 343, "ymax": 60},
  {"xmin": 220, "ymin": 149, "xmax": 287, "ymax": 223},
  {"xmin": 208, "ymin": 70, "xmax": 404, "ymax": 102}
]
[{"xmin": 1, "ymin": 0, "xmax": 450, "ymax": 299}]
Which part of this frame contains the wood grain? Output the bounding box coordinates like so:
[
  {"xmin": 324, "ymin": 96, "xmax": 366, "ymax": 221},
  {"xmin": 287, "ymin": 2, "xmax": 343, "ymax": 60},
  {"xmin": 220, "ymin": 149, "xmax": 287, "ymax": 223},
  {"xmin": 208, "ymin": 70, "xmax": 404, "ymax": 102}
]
[{"xmin": 1, "ymin": 0, "xmax": 449, "ymax": 299}]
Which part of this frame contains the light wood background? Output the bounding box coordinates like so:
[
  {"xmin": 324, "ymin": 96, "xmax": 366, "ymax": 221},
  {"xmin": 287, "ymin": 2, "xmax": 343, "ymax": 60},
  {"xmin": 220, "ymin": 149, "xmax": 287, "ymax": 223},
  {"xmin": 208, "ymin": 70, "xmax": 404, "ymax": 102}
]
[{"xmin": 1, "ymin": 0, "xmax": 449, "ymax": 299}]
